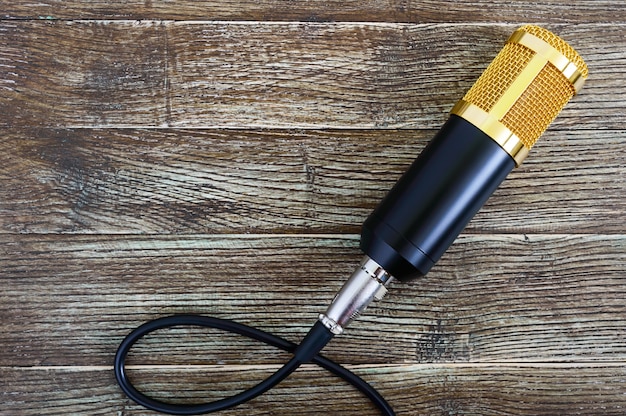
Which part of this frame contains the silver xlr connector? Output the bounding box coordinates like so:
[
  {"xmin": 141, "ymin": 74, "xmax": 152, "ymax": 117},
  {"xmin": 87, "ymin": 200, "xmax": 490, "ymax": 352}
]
[{"xmin": 319, "ymin": 256, "xmax": 394, "ymax": 335}]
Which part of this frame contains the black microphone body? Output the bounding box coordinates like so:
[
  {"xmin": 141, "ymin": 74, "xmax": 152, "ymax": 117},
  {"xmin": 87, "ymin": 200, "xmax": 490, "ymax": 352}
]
[{"xmin": 361, "ymin": 115, "xmax": 515, "ymax": 281}]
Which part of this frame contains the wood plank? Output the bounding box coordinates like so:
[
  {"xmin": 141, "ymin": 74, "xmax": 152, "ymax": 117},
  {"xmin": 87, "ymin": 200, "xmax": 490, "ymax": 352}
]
[
  {"xmin": 2, "ymin": 364, "xmax": 625, "ymax": 415},
  {"xmin": 0, "ymin": 21, "xmax": 168, "ymax": 127},
  {"xmin": 165, "ymin": 23, "xmax": 622, "ymax": 129},
  {"xmin": 2, "ymin": 1, "xmax": 626, "ymax": 23},
  {"xmin": 1, "ymin": 234, "xmax": 624, "ymax": 367},
  {"xmin": 2, "ymin": 128, "xmax": 623, "ymax": 234},
  {"xmin": 1, "ymin": 22, "xmax": 622, "ymax": 129}
]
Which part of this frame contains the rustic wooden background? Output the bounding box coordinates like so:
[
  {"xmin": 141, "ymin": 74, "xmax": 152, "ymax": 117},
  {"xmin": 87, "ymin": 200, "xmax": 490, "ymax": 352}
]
[{"xmin": 1, "ymin": 1, "xmax": 625, "ymax": 415}]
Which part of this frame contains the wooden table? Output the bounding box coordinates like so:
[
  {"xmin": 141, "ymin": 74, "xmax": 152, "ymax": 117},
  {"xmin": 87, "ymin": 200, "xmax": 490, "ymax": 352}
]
[{"xmin": 1, "ymin": 2, "xmax": 625, "ymax": 414}]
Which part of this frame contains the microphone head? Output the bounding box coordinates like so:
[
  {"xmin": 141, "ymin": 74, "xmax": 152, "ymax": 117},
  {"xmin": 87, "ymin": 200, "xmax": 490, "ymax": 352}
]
[{"xmin": 452, "ymin": 25, "xmax": 588, "ymax": 165}]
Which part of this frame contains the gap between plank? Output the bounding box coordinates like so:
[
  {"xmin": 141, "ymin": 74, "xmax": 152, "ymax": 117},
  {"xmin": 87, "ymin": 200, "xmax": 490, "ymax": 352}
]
[{"xmin": 7, "ymin": 361, "xmax": 626, "ymax": 372}]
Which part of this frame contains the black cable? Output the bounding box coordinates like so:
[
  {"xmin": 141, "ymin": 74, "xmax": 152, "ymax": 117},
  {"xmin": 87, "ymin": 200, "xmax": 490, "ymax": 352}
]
[{"xmin": 114, "ymin": 315, "xmax": 396, "ymax": 415}]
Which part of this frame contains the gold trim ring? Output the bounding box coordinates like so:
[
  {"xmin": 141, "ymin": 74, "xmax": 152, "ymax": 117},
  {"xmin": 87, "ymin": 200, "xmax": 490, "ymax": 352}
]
[{"xmin": 451, "ymin": 100, "xmax": 529, "ymax": 166}]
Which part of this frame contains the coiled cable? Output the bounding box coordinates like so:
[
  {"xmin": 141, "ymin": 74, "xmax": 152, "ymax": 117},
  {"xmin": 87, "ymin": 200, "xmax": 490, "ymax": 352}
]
[{"xmin": 114, "ymin": 314, "xmax": 395, "ymax": 415}]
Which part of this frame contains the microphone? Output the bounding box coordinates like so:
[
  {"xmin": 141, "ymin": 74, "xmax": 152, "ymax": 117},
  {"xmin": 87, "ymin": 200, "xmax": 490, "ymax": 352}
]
[
  {"xmin": 320, "ymin": 25, "xmax": 588, "ymax": 335},
  {"xmin": 114, "ymin": 25, "xmax": 588, "ymax": 415}
]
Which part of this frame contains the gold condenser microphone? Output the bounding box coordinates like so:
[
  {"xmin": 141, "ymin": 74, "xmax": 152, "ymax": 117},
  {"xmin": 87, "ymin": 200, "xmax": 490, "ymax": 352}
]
[{"xmin": 116, "ymin": 25, "xmax": 589, "ymax": 415}]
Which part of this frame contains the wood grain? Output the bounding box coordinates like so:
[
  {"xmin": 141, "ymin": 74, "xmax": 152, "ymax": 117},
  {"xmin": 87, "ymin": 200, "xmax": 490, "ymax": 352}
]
[
  {"xmin": 2, "ymin": 234, "xmax": 624, "ymax": 367},
  {"xmin": 1, "ymin": 128, "xmax": 624, "ymax": 234},
  {"xmin": 2, "ymin": 365, "xmax": 625, "ymax": 415},
  {"xmin": 0, "ymin": 21, "xmax": 168, "ymax": 127},
  {"xmin": 3, "ymin": 1, "xmax": 626, "ymax": 23},
  {"xmin": 1, "ymin": 10, "xmax": 624, "ymax": 416},
  {"xmin": 1, "ymin": 22, "xmax": 623, "ymax": 129}
]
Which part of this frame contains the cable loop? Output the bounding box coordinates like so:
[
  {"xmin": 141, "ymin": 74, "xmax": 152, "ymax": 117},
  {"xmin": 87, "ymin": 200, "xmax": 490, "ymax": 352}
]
[{"xmin": 114, "ymin": 315, "xmax": 395, "ymax": 415}]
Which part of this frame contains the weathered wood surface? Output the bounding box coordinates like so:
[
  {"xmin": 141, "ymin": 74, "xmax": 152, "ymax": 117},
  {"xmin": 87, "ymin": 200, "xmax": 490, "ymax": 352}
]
[
  {"xmin": 3, "ymin": 365, "xmax": 626, "ymax": 415},
  {"xmin": 0, "ymin": 22, "xmax": 623, "ymax": 129},
  {"xmin": 1, "ymin": 129, "xmax": 623, "ymax": 234},
  {"xmin": 1, "ymin": 4, "xmax": 625, "ymax": 416},
  {"xmin": 3, "ymin": 1, "xmax": 626, "ymax": 23},
  {"xmin": 2, "ymin": 234, "xmax": 625, "ymax": 367}
]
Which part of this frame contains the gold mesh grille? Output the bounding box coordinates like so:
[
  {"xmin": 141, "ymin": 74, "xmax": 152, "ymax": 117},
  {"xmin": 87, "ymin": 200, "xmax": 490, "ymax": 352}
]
[
  {"xmin": 463, "ymin": 42, "xmax": 534, "ymax": 114},
  {"xmin": 456, "ymin": 25, "xmax": 587, "ymax": 152},
  {"xmin": 520, "ymin": 25, "xmax": 589, "ymax": 78},
  {"xmin": 501, "ymin": 63, "xmax": 574, "ymax": 147}
]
